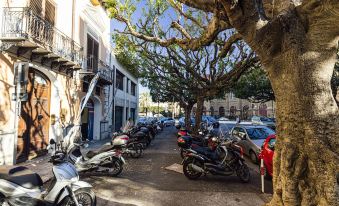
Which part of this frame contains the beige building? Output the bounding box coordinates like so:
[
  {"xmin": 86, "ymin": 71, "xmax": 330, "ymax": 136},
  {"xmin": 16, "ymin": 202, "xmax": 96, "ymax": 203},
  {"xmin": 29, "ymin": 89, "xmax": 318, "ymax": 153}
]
[
  {"xmin": 195, "ymin": 93, "xmax": 275, "ymax": 120},
  {"xmin": 0, "ymin": 0, "xmax": 138, "ymax": 165}
]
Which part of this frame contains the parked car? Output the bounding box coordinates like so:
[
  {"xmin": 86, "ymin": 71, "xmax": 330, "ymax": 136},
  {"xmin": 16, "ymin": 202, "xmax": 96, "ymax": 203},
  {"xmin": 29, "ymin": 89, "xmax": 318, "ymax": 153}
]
[
  {"xmin": 178, "ymin": 117, "xmax": 196, "ymax": 127},
  {"xmin": 269, "ymin": 117, "xmax": 276, "ymax": 123},
  {"xmin": 258, "ymin": 134, "xmax": 276, "ymax": 178},
  {"xmin": 202, "ymin": 115, "xmax": 219, "ymax": 128},
  {"xmin": 218, "ymin": 117, "xmax": 230, "ymax": 122},
  {"xmin": 163, "ymin": 117, "xmax": 175, "ymax": 126},
  {"xmin": 251, "ymin": 116, "xmax": 276, "ymax": 130},
  {"xmin": 230, "ymin": 125, "xmax": 275, "ymax": 163}
]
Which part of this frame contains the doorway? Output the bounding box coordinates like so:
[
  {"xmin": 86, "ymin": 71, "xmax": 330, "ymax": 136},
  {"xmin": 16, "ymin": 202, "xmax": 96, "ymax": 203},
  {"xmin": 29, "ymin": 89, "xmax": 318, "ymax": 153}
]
[
  {"xmin": 17, "ymin": 69, "xmax": 51, "ymax": 163},
  {"xmin": 115, "ymin": 106, "xmax": 123, "ymax": 132},
  {"xmin": 81, "ymin": 99, "xmax": 94, "ymax": 141}
]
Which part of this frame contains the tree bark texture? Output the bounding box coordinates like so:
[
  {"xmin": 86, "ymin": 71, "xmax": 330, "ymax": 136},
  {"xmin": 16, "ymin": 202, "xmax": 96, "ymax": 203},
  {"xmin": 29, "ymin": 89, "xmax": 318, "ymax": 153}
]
[
  {"xmin": 217, "ymin": 1, "xmax": 339, "ymax": 205},
  {"xmin": 184, "ymin": 104, "xmax": 193, "ymax": 131},
  {"xmin": 194, "ymin": 96, "xmax": 204, "ymax": 133},
  {"xmin": 250, "ymin": 9, "xmax": 339, "ymax": 206}
]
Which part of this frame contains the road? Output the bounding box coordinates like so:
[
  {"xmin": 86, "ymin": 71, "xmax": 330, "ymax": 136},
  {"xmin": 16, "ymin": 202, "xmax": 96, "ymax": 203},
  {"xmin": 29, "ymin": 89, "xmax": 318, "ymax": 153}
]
[{"xmin": 84, "ymin": 126, "xmax": 273, "ymax": 206}]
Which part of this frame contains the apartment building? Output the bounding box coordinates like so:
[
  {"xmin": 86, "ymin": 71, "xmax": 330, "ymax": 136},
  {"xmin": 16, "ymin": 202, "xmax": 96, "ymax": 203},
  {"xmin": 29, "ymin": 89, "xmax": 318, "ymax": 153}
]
[
  {"xmin": 0, "ymin": 0, "xmax": 138, "ymax": 165},
  {"xmin": 199, "ymin": 93, "xmax": 275, "ymax": 119}
]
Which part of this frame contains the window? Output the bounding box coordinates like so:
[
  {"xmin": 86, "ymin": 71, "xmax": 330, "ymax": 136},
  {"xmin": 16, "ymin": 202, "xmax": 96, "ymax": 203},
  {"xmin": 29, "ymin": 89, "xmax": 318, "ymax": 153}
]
[
  {"xmin": 232, "ymin": 127, "xmax": 246, "ymax": 138},
  {"xmin": 82, "ymin": 82, "xmax": 89, "ymax": 92},
  {"xmin": 116, "ymin": 70, "xmax": 124, "ymax": 90},
  {"xmin": 268, "ymin": 138, "xmax": 276, "ymax": 149},
  {"xmin": 126, "ymin": 78, "xmax": 129, "ymax": 93},
  {"xmin": 246, "ymin": 127, "xmax": 275, "ymax": 140},
  {"xmin": 87, "ymin": 34, "xmax": 99, "ymax": 72},
  {"xmin": 95, "ymin": 86, "xmax": 101, "ymax": 96},
  {"xmin": 131, "ymin": 82, "xmax": 136, "ymax": 96},
  {"xmin": 130, "ymin": 108, "xmax": 136, "ymax": 122},
  {"xmin": 219, "ymin": 107, "xmax": 225, "ymax": 117},
  {"xmin": 45, "ymin": 0, "xmax": 55, "ymax": 25},
  {"xmin": 126, "ymin": 107, "xmax": 129, "ymax": 120},
  {"xmin": 30, "ymin": 0, "xmax": 43, "ymax": 16}
]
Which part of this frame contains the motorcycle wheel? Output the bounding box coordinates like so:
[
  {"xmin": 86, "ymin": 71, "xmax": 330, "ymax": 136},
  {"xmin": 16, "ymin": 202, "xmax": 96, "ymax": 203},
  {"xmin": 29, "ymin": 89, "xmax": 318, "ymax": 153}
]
[
  {"xmin": 130, "ymin": 143, "xmax": 143, "ymax": 158},
  {"xmin": 0, "ymin": 195, "xmax": 9, "ymax": 206},
  {"xmin": 236, "ymin": 162, "xmax": 251, "ymax": 183},
  {"xmin": 150, "ymin": 132, "xmax": 155, "ymax": 140},
  {"xmin": 180, "ymin": 149, "xmax": 187, "ymax": 159},
  {"xmin": 183, "ymin": 158, "xmax": 203, "ymax": 180},
  {"xmin": 105, "ymin": 159, "xmax": 123, "ymax": 177},
  {"xmin": 59, "ymin": 188, "xmax": 96, "ymax": 206}
]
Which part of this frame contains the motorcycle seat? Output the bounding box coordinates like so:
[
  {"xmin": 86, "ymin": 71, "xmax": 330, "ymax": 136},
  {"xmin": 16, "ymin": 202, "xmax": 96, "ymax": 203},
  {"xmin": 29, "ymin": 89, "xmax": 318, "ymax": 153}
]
[
  {"xmin": 0, "ymin": 166, "xmax": 43, "ymax": 189},
  {"xmin": 194, "ymin": 147, "xmax": 219, "ymax": 160},
  {"xmin": 86, "ymin": 144, "xmax": 114, "ymax": 158}
]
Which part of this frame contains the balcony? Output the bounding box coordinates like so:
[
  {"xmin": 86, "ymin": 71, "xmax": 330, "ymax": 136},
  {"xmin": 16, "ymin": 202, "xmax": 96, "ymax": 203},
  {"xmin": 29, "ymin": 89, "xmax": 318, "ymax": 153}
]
[
  {"xmin": 80, "ymin": 56, "xmax": 113, "ymax": 86},
  {"xmin": 0, "ymin": 7, "xmax": 83, "ymax": 76}
]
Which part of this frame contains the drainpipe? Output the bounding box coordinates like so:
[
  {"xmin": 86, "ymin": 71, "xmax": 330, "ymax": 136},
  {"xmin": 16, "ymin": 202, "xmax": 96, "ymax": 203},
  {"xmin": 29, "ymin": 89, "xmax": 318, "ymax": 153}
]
[{"xmin": 71, "ymin": 0, "xmax": 75, "ymax": 40}]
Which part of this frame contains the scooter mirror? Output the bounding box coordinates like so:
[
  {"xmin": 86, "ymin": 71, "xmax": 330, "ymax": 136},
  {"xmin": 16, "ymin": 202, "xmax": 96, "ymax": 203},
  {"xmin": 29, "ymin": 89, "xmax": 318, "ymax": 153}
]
[{"xmin": 50, "ymin": 139, "xmax": 56, "ymax": 145}]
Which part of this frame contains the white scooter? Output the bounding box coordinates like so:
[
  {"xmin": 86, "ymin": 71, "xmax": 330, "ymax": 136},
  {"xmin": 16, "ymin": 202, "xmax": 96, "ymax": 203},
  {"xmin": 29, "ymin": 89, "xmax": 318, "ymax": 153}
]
[
  {"xmin": 0, "ymin": 139, "xmax": 96, "ymax": 206},
  {"xmin": 64, "ymin": 125, "xmax": 126, "ymax": 177}
]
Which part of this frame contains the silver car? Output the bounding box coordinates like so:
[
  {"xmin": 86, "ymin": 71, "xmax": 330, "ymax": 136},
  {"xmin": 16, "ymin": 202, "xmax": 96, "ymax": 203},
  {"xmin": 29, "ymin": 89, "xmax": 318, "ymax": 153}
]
[{"xmin": 230, "ymin": 125, "xmax": 275, "ymax": 163}]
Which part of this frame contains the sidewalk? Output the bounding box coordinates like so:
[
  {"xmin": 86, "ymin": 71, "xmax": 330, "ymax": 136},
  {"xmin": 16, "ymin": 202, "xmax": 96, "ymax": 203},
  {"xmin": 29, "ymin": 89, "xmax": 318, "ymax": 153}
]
[{"xmin": 20, "ymin": 138, "xmax": 111, "ymax": 183}]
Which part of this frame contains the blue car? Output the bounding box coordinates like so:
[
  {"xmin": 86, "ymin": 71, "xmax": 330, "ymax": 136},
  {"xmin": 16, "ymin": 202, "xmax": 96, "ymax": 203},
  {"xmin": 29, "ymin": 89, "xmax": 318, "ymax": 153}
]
[{"xmin": 178, "ymin": 117, "xmax": 196, "ymax": 127}]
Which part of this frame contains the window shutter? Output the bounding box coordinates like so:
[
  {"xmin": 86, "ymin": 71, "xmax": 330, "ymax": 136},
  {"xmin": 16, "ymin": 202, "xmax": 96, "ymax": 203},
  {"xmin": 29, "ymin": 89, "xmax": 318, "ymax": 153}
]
[
  {"xmin": 45, "ymin": 0, "xmax": 55, "ymax": 25},
  {"xmin": 30, "ymin": 0, "xmax": 43, "ymax": 16}
]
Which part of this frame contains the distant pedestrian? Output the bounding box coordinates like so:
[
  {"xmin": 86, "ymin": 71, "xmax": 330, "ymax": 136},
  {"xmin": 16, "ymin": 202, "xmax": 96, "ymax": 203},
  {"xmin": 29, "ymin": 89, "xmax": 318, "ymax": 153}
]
[{"xmin": 122, "ymin": 117, "xmax": 134, "ymax": 132}]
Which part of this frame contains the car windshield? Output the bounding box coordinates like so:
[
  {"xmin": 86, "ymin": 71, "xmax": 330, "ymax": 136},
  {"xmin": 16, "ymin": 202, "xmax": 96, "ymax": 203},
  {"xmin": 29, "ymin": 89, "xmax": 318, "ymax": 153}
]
[
  {"xmin": 246, "ymin": 127, "xmax": 275, "ymax": 140},
  {"xmin": 260, "ymin": 117, "xmax": 273, "ymax": 122},
  {"xmin": 210, "ymin": 117, "xmax": 216, "ymax": 121}
]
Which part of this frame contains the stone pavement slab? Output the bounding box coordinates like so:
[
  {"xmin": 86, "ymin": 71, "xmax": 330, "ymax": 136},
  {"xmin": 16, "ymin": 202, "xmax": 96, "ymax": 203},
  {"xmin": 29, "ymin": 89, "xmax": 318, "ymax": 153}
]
[{"xmin": 164, "ymin": 163, "xmax": 183, "ymax": 174}]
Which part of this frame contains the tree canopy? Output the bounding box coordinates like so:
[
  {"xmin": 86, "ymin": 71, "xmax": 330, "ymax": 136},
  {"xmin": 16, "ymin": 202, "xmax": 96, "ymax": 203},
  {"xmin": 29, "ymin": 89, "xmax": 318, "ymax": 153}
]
[{"xmin": 232, "ymin": 66, "xmax": 274, "ymax": 103}]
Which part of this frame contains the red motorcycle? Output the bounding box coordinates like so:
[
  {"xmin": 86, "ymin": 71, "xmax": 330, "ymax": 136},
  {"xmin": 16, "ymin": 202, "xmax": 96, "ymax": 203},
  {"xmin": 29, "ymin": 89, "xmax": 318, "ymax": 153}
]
[{"xmin": 177, "ymin": 127, "xmax": 190, "ymax": 138}]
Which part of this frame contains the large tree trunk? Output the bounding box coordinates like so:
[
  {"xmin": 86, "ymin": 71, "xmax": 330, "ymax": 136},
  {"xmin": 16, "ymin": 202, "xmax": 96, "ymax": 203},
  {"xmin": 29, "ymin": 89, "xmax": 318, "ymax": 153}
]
[
  {"xmin": 264, "ymin": 41, "xmax": 339, "ymax": 205},
  {"xmin": 194, "ymin": 96, "xmax": 204, "ymax": 133},
  {"xmin": 184, "ymin": 104, "xmax": 193, "ymax": 131}
]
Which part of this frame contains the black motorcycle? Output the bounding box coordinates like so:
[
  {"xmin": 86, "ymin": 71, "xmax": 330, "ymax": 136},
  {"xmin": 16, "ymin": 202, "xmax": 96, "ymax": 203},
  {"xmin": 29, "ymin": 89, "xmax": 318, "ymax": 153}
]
[
  {"xmin": 126, "ymin": 126, "xmax": 152, "ymax": 148},
  {"xmin": 179, "ymin": 135, "xmax": 250, "ymax": 182},
  {"xmin": 112, "ymin": 132, "xmax": 143, "ymax": 158}
]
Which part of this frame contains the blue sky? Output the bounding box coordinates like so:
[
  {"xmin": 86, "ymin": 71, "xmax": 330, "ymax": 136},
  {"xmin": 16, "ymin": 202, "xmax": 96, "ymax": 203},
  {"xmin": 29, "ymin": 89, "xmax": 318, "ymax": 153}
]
[{"xmin": 109, "ymin": 0, "xmax": 177, "ymax": 95}]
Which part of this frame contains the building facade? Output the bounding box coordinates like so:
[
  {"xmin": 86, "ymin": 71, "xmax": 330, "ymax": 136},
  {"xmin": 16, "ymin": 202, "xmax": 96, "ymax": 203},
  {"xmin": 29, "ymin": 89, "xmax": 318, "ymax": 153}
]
[
  {"xmin": 196, "ymin": 93, "xmax": 275, "ymax": 120},
  {"xmin": 0, "ymin": 0, "xmax": 138, "ymax": 165}
]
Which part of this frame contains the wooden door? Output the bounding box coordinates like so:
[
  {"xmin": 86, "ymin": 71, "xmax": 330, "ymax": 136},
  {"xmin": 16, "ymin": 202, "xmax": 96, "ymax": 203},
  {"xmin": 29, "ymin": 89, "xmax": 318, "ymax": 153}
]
[{"xmin": 17, "ymin": 69, "xmax": 51, "ymax": 162}]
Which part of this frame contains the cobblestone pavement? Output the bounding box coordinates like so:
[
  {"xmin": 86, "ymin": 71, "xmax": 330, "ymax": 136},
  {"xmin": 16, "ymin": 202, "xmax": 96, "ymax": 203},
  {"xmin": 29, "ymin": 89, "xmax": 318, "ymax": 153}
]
[{"xmin": 82, "ymin": 126, "xmax": 273, "ymax": 206}]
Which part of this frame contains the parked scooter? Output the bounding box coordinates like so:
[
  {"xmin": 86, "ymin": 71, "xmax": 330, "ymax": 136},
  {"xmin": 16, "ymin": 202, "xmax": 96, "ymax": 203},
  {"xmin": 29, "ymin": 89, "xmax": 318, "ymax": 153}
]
[
  {"xmin": 178, "ymin": 124, "xmax": 212, "ymax": 158},
  {"xmin": 179, "ymin": 134, "xmax": 250, "ymax": 182},
  {"xmin": 0, "ymin": 139, "xmax": 96, "ymax": 206},
  {"xmin": 112, "ymin": 132, "xmax": 143, "ymax": 158},
  {"xmin": 177, "ymin": 127, "xmax": 191, "ymax": 138},
  {"xmin": 128, "ymin": 126, "xmax": 152, "ymax": 148},
  {"xmin": 64, "ymin": 125, "xmax": 125, "ymax": 177}
]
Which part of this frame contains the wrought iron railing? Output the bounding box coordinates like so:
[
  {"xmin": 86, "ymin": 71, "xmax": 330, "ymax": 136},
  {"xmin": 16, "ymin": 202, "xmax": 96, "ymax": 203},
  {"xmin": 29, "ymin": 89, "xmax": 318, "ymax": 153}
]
[
  {"xmin": 98, "ymin": 59, "xmax": 113, "ymax": 82},
  {"xmin": 0, "ymin": 7, "xmax": 83, "ymax": 66},
  {"xmin": 83, "ymin": 56, "xmax": 113, "ymax": 83}
]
